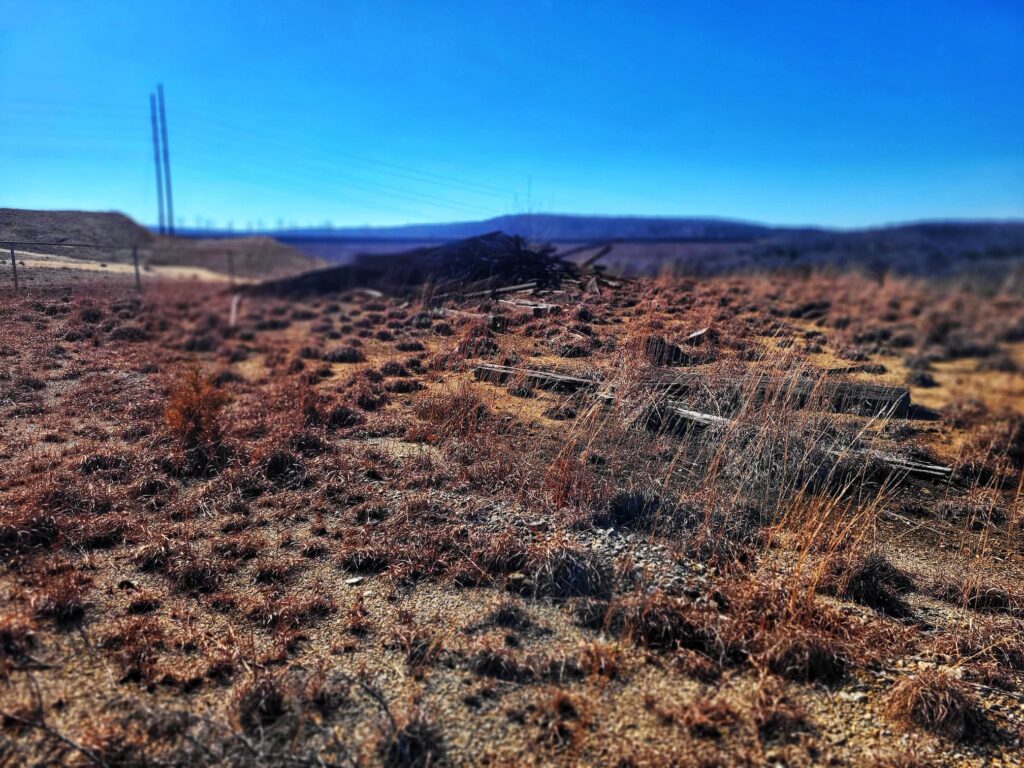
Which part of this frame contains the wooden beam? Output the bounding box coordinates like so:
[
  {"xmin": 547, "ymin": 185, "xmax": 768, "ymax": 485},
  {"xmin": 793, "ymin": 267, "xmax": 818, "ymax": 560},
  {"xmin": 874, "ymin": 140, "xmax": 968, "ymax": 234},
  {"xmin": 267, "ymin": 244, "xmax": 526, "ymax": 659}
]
[
  {"xmin": 579, "ymin": 244, "xmax": 614, "ymax": 268},
  {"xmin": 643, "ymin": 371, "xmax": 910, "ymax": 418},
  {"xmin": 498, "ymin": 299, "xmax": 561, "ymax": 317},
  {"xmin": 428, "ymin": 281, "xmax": 539, "ymax": 305},
  {"xmin": 660, "ymin": 402, "xmax": 950, "ymax": 480},
  {"xmin": 474, "ymin": 363, "xmax": 911, "ymax": 418},
  {"xmin": 841, "ymin": 449, "xmax": 953, "ymax": 480}
]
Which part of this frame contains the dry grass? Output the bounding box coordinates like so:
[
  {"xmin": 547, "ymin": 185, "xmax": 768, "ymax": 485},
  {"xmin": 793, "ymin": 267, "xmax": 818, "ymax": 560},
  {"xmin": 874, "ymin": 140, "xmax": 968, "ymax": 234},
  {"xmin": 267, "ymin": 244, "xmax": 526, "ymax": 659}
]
[
  {"xmin": 886, "ymin": 670, "xmax": 987, "ymax": 741},
  {"xmin": 0, "ymin": 270, "xmax": 1021, "ymax": 765}
]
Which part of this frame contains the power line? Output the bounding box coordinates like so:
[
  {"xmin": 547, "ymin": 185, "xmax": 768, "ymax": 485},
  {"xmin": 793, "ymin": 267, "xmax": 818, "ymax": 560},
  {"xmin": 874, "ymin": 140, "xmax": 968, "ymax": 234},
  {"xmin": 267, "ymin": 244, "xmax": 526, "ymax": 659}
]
[
  {"xmin": 171, "ymin": 109, "xmax": 515, "ymax": 198},
  {"xmin": 0, "ymin": 95, "xmax": 517, "ymax": 199},
  {"xmin": 164, "ymin": 133, "xmax": 496, "ymax": 216},
  {"xmin": 0, "ymin": 95, "xmax": 530, "ymax": 221}
]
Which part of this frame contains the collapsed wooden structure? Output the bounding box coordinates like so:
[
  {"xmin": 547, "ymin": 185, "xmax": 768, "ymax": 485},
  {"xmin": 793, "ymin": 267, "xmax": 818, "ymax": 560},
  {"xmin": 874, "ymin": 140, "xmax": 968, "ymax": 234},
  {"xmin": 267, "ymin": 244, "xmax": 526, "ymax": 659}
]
[
  {"xmin": 472, "ymin": 362, "xmax": 951, "ymax": 480},
  {"xmin": 248, "ymin": 232, "xmax": 616, "ymax": 299}
]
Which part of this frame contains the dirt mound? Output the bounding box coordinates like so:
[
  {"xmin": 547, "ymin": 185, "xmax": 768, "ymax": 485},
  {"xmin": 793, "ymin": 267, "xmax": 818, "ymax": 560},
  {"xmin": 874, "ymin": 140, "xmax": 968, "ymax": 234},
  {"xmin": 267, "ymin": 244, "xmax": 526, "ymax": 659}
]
[{"xmin": 0, "ymin": 208, "xmax": 153, "ymax": 260}]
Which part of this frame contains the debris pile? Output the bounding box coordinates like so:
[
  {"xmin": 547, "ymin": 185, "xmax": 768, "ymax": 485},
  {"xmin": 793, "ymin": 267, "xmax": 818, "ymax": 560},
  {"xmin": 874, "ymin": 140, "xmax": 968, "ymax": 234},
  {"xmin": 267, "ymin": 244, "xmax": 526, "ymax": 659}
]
[{"xmin": 249, "ymin": 231, "xmax": 611, "ymax": 297}]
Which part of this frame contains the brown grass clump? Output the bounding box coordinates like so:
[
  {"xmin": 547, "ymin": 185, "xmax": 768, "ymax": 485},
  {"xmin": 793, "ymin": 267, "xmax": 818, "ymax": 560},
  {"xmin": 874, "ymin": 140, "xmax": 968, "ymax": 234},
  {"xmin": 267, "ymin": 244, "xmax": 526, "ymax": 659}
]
[
  {"xmin": 529, "ymin": 689, "xmax": 588, "ymax": 750},
  {"xmin": 673, "ymin": 693, "xmax": 739, "ymax": 740},
  {"xmin": 389, "ymin": 625, "xmax": 442, "ymax": 676},
  {"xmin": 413, "ymin": 381, "xmax": 488, "ymax": 438},
  {"xmin": 930, "ymin": 577, "xmax": 1020, "ymax": 615},
  {"xmin": 747, "ymin": 678, "xmax": 811, "ymax": 745},
  {"xmin": 757, "ymin": 626, "xmax": 846, "ymax": 684},
  {"xmin": 606, "ymin": 591, "xmax": 726, "ymax": 658},
  {"xmin": 522, "ymin": 540, "xmax": 612, "ymax": 599},
  {"xmin": 0, "ymin": 510, "xmax": 60, "ymax": 557},
  {"xmin": 376, "ymin": 707, "xmax": 445, "ymax": 768},
  {"xmin": 576, "ymin": 641, "xmax": 623, "ymax": 680},
  {"xmin": 0, "ymin": 612, "xmax": 36, "ymax": 671},
  {"xmin": 163, "ymin": 549, "xmax": 222, "ymax": 594},
  {"xmin": 234, "ymin": 675, "xmax": 291, "ymax": 733},
  {"xmin": 885, "ymin": 670, "xmax": 986, "ymax": 741},
  {"xmin": 30, "ymin": 572, "xmax": 90, "ymax": 627},
  {"xmin": 542, "ymin": 447, "xmax": 606, "ymax": 511},
  {"xmin": 817, "ymin": 550, "xmax": 915, "ymax": 618},
  {"xmin": 100, "ymin": 617, "xmax": 165, "ymax": 683},
  {"xmin": 467, "ymin": 644, "xmax": 535, "ymax": 682}
]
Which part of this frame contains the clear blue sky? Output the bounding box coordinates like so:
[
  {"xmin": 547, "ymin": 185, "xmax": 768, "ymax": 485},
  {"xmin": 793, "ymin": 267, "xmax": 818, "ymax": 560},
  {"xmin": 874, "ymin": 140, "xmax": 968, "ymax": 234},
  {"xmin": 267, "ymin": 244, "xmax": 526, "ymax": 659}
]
[{"xmin": 2, "ymin": 0, "xmax": 1022, "ymax": 229}]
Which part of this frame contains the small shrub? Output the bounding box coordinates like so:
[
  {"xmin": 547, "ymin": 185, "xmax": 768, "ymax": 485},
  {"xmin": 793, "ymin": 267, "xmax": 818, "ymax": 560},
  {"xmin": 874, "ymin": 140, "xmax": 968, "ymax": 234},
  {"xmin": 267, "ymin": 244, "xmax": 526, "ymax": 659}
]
[{"xmin": 163, "ymin": 366, "xmax": 228, "ymax": 475}]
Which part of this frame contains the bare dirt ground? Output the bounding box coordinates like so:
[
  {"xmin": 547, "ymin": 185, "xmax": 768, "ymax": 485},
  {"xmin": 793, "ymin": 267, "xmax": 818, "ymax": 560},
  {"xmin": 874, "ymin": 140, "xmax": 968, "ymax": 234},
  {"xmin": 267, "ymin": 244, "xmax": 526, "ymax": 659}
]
[
  {"xmin": 7, "ymin": 249, "xmax": 239, "ymax": 290},
  {"xmin": 1, "ymin": 267, "xmax": 1022, "ymax": 766}
]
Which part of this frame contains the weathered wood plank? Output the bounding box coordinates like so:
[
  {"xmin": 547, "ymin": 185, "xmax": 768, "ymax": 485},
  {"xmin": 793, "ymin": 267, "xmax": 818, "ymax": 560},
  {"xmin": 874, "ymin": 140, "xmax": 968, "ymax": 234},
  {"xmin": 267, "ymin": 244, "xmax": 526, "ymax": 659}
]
[
  {"xmin": 472, "ymin": 363, "xmax": 599, "ymax": 392},
  {"xmin": 644, "ymin": 371, "xmax": 910, "ymax": 417},
  {"xmin": 498, "ymin": 299, "xmax": 561, "ymax": 317},
  {"xmin": 660, "ymin": 403, "xmax": 951, "ymax": 479}
]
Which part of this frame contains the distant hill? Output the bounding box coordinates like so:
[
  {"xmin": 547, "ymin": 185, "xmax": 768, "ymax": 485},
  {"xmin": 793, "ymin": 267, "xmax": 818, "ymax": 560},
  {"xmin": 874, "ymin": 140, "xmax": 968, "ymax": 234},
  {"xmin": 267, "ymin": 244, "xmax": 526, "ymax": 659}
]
[
  {"xmin": 243, "ymin": 214, "xmax": 1024, "ymax": 277},
  {"xmin": 258, "ymin": 214, "xmax": 779, "ymax": 242},
  {"xmin": 5, "ymin": 208, "xmax": 1023, "ymax": 279},
  {"xmin": 0, "ymin": 209, "xmax": 321, "ymax": 277}
]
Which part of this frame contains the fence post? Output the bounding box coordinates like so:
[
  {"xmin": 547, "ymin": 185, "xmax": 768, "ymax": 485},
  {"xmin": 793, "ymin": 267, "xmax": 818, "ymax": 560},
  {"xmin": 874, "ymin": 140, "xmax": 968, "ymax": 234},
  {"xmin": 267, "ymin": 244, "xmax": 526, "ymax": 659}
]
[
  {"xmin": 9, "ymin": 247, "xmax": 17, "ymax": 293},
  {"xmin": 229, "ymin": 293, "xmax": 241, "ymax": 328},
  {"xmin": 132, "ymin": 246, "xmax": 142, "ymax": 291},
  {"xmin": 228, "ymin": 250, "xmax": 236, "ymax": 288}
]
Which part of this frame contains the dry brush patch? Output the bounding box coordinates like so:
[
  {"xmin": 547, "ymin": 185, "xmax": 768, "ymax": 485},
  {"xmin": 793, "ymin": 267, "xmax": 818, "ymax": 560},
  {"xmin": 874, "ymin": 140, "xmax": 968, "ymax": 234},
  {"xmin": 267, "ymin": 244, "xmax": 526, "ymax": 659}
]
[{"xmin": 0, "ymin": 273, "xmax": 1022, "ymax": 765}]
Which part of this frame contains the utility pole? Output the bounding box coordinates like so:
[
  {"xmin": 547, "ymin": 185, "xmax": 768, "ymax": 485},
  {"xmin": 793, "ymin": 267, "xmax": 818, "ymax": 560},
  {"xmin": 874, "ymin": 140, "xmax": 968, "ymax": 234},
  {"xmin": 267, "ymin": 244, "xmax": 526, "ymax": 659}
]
[
  {"xmin": 149, "ymin": 93, "xmax": 165, "ymax": 235},
  {"xmin": 157, "ymin": 84, "xmax": 175, "ymax": 235}
]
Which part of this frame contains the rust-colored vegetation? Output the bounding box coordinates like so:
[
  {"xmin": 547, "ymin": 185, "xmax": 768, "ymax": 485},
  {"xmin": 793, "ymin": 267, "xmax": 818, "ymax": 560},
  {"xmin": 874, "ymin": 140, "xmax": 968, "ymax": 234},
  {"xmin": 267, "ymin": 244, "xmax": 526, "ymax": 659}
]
[{"xmin": 1, "ymin": 268, "xmax": 1022, "ymax": 765}]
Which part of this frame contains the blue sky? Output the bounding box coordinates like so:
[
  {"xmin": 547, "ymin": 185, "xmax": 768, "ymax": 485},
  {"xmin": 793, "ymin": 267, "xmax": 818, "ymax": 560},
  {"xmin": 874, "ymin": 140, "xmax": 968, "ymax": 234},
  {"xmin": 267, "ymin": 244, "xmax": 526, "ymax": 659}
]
[{"xmin": 1, "ymin": 0, "xmax": 1022, "ymax": 228}]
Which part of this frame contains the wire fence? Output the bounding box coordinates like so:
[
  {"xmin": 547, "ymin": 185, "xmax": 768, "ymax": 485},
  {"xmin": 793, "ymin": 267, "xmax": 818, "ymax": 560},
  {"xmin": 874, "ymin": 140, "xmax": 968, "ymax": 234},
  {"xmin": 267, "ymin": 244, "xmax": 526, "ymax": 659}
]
[{"xmin": 2, "ymin": 240, "xmax": 238, "ymax": 295}]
